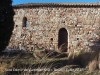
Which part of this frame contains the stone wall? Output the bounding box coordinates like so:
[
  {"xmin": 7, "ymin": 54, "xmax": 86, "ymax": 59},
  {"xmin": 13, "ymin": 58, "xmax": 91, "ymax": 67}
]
[{"xmin": 7, "ymin": 4, "xmax": 100, "ymax": 52}]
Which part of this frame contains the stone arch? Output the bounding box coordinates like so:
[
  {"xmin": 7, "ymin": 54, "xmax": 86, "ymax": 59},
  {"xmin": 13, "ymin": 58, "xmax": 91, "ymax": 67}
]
[
  {"xmin": 58, "ymin": 28, "xmax": 68, "ymax": 51},
  {"xmin": 22, "ymin": 17, "xmax": 28, "ymax": 27}
]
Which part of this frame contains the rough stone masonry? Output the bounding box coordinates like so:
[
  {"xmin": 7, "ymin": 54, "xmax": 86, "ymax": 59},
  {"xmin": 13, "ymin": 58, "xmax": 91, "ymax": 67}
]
[{"xmin": 7, "ymin": 3, "xmax": 100, "ymax": 52}]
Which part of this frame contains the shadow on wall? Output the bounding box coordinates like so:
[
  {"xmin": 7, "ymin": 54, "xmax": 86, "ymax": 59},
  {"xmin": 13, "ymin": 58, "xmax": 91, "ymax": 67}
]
[
  {"xmin": 83, "ymin": 34, "xmax": 100, "ymax": 70},
  {"xmin": 0, "ymin": 0, "xmax": 15, "ymax": 53},
  {"xmin": 80, "ymin": 39, "xmax": 100, "ymax": 70},
  {"xmin": 89, "ymin": 39, "xmax": 100, "ymax": 52},
  {"xmin": 68, "ymin": 33, "xmax": 100, "ymax": 68}
]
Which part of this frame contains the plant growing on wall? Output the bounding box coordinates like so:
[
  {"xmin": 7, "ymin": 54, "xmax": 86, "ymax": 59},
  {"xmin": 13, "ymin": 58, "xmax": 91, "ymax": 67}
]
[{"xmin": 0, "ymin": 0, "xmax": 14, "ymax": 52}]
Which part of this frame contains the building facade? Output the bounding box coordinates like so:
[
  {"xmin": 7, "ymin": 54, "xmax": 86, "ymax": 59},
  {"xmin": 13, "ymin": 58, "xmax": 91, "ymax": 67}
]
[{"xmin": 8, "ymin": 3, "xmax": 100, "ymax": 52}]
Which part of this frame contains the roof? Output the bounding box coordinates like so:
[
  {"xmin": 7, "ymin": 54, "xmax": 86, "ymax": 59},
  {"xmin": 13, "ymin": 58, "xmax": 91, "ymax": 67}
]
[{"xmin": 13, "ymin": 3, "xmax": 100, "ymax": 8}]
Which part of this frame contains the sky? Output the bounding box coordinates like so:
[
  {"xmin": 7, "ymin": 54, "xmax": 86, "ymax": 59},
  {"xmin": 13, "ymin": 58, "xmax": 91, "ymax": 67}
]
[{"xmin": 12, "ymin": 0, "xmax": 99, "ymax": 5}]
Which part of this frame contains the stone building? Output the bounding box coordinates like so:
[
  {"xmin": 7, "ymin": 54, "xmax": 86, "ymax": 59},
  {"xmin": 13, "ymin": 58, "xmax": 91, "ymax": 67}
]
[{"xmin": 8, "ymin": 3, "xmax": 100, "ymax": 52}]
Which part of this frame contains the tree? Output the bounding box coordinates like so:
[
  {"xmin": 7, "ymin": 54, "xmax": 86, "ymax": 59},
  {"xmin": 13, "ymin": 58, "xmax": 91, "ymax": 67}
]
[{"xmin": 0, "ymin": 0, "xmax": 14, "ymax": 52}]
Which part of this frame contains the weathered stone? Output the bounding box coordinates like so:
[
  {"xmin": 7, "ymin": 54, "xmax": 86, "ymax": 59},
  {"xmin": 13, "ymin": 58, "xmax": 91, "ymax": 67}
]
[{"xmin": 6, "ymin": 3, "xmax": 100, "ymax": 52}]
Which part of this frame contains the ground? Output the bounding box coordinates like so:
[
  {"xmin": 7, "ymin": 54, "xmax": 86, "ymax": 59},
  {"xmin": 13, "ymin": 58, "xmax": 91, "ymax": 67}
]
[{"xmin": 0, "ymin": 49, "xmax": 100, "ymax": 75}]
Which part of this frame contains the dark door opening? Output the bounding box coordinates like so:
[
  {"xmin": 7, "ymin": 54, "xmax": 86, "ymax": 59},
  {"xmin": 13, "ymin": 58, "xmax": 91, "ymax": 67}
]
[{"xmin": 58, "ymin": 28, "xmax": 68, "ymax": 51}]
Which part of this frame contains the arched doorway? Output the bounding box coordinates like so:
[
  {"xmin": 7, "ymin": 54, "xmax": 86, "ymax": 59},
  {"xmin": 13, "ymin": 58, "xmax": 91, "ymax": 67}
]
[{"xmin": 58, "ymin": 28, "xmax": 68, "ymax": 52}]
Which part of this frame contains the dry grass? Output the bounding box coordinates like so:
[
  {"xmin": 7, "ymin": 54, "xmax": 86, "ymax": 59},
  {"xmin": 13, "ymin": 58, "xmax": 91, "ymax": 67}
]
[
  {"xmin": 81, "ymin": 51, "xmax": 99, "ymax": 70},
  {"xmin": 67, "ymin": 49, "xmax": 100, "ymax": 71},
  {"xmin": 0, "ymin": 47, "xmax": 100, "ymax": 75},
  {"xmin": 0, "ymin": 62, "xmax": 8, "ymax": 73},
  {"xmin": 58, "ymin": 43, "xmax": 67, "ymax": 52},
  {"xmin": 33, "ymin": 50, "xmax": 100, "ymax": 74},
  {"xmin": 18, "ymin": 51, "xmax": 57, "ymax": 75},
  {"xmin": 0, "ymin": 54, "xmax": 21, "ymax": 74},
  {"xmin": 88, "ymin": 59, "xmax": 98, "ymax": 71}
]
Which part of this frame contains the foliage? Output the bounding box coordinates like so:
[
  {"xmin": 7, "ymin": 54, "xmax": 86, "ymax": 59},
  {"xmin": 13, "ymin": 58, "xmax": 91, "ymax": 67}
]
[{"xmin": 0, "ymin": 0, "xmax": 14, "ymax": 52}]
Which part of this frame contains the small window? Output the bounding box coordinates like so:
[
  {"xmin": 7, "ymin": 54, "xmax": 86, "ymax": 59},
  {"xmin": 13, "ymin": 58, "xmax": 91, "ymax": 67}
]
[{"xmin": 22, "ymin": 17, "xmax": 28, "ymax": 27}]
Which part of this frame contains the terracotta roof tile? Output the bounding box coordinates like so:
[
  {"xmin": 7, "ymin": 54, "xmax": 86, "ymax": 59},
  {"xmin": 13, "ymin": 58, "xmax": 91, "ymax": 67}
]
[{"xmin": 13, "ymin": 3, "xmax": 100, "ymax": 8}]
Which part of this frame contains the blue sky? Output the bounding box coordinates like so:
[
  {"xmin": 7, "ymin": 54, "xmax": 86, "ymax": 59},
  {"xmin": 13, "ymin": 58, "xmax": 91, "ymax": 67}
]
[{"xmin": 13, "ymin": 0, "xmax": 99, "ymax": 5}]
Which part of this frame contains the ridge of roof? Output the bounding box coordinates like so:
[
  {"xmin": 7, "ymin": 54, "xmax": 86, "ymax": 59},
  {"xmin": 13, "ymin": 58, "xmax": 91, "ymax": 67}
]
[{"xmin": 13, "ymin": 2, "xmax": 100, "ymax": 8}]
